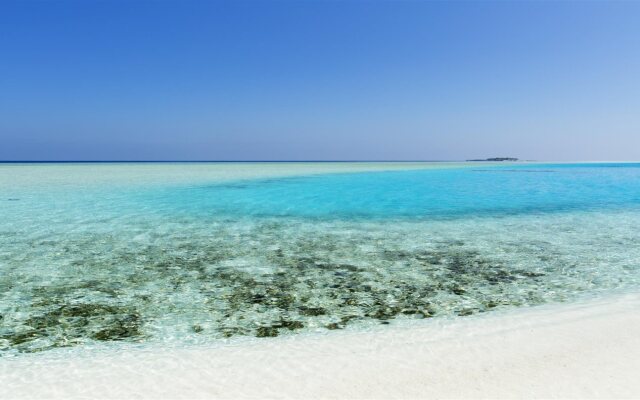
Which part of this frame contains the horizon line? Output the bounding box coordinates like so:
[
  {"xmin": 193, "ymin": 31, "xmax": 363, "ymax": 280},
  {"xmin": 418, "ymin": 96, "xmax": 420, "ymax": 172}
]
[{"xmin": 0, "ymin": 159, "xmax": 495, "ymax": 163}]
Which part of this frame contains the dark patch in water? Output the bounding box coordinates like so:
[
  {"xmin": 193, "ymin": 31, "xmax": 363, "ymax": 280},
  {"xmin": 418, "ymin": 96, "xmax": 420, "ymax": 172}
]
[
  {"xmin": 1, "ymin": 230, "xmax": 555, "ymax": 353},
  {"xmin": 191, "ymin": 244, "xmax": 546, "ymax": 339},
  {"xmin": 256, "ymin": 326, "xmax": 279, "ymax": 337},
  {"xmin": 1, "ymin": 303, "xmax": 142, "ymax": 353}
]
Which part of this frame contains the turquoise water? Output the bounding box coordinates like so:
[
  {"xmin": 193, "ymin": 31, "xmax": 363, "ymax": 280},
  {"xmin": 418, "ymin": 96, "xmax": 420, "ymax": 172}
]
[
  {"xmin": 151, "ymin": 163, "xmax": 640, "ymax": 218},
  {"xmin": 2, "ymin": 162, "xmax": 640, "ymax": 355}
]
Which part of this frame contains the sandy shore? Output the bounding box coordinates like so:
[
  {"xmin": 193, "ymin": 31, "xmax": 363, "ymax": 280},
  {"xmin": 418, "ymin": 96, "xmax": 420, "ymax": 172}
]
[{"xmin": 1, "ymin": 292, "xmax": 639, "ymax": 399}]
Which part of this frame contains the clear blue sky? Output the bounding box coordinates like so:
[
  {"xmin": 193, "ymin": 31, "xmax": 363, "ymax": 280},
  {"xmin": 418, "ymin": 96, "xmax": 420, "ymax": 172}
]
[{"xmin": 1, "ymin": 1, "xmax": 639, "ymax": 161}]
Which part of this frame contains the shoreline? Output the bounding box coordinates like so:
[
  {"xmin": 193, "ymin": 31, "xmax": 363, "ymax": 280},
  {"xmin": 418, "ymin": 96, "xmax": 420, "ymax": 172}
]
[{"xmin": 2, "ymin": 292, "xmax": 639, "ymax": 399}]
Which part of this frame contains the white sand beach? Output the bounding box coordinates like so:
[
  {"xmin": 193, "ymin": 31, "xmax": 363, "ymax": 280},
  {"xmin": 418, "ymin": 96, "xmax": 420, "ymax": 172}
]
[{"xmin": 2, "ymin": 292, "xmax": 639, "ymax": 399}]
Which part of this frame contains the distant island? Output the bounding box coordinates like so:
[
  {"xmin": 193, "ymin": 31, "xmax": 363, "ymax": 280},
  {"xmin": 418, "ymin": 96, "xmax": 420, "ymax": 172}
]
[{"xmin": 467, "ymin": 157, "xmax": 519, "ymax": 162}]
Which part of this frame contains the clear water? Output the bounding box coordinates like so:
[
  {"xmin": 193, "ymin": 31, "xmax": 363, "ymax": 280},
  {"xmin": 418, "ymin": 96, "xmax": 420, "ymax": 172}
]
[{"xmin": 1, "ymin": 162, "xmax": 640, "ymax": 355}]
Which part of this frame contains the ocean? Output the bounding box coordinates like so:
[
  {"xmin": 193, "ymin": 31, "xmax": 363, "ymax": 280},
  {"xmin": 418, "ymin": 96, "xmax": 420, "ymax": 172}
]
[{"xmin": 2, "ymin": 162, "xmax": 640, "ymax": 356}]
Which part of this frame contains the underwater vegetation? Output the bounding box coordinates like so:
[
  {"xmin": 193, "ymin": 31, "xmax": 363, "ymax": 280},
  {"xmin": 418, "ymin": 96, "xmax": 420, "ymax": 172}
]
[
  {"xmin": 3, "ymin": 164, "xmax": 640, "ymax": 354},
  {"xmin": 0, "ymin": 219, "xmax": 572, "ymax": 354}
]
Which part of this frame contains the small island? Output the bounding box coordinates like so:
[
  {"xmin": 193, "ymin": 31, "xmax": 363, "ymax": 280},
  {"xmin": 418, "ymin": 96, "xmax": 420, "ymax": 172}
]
[{"xmin": 467, "ymin": 157, "xmax": 519, "ymax": 162}]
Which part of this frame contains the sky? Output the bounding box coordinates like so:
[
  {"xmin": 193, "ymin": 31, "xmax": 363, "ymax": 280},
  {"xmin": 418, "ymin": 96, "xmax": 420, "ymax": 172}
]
[{"xmin": 1, "ymin": 1, "xmax": 639, "ymax": 161}]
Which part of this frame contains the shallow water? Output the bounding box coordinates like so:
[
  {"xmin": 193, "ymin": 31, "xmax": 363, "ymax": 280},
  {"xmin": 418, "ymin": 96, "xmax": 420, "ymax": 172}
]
[{"xmin": 1, "ymin": 162, "xmax": 640, "ymax": 355}]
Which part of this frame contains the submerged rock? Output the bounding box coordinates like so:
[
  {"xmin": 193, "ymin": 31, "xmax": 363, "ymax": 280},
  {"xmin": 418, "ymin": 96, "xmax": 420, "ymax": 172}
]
[
  {"xmin": 1, "ymin": 228, "xmax": 562, "ymax": 353},
  {"xmin": 1, "ymin": 302, "xmax": 143, "ymax": 352},
  {"xmin": 256, "ymin": 326, "xmax": 279, "ymax": 338}
]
